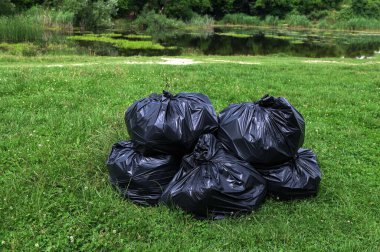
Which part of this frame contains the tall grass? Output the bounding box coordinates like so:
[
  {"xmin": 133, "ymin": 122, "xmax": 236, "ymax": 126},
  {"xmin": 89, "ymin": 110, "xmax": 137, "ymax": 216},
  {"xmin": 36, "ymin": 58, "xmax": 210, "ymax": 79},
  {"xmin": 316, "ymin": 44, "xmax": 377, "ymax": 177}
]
[
  {"xmin": 188, "ymin": 14, "xmax": 215, "ymax": 27},
  {"xmin": 220, "ymin": 13, "xmax": 261, "ymax": 25},
  {"xmin": 0, "ymin": 15, "xmax": 44, "ymax": 43},
  {"xmin": 263, "ymin": 15, "xmax": 280, "ymax": 26},
  {"xmin": 285, "ymin": 14, "xmax": 311, "ymax": 28},
  {"xmin": 0, "ymin": 7, "xmax": 74, "ymax": 43},
  {"xmin": 334, "ymin": 17, "xmax": 380, "ymax": 31}
]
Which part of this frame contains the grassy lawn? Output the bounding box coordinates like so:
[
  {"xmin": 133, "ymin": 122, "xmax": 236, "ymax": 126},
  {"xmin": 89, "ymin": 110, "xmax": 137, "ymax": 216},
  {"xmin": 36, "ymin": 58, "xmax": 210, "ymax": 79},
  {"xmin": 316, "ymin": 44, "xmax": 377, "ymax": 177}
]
[{"xmin": 1, "ymin": 54, "xmax": 379, "ymax": 251}]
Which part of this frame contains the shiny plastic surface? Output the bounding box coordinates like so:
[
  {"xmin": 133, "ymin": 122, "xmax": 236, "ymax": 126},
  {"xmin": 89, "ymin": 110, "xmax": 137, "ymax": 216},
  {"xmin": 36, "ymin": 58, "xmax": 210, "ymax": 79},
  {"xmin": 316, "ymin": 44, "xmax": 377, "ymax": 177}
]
[
  {"xmin": 125, "ymin": 91, "xmax": 218, "ymax": 156},
  {"xmin": 257, "ymin": 148, "xmax": 321, "ymax": 200},
  {"xmin": 161, "ymin": 134, "xmax": 267, "ymax": 219},
  {"xmin": 106, "ymin": 141, "xmax": 180, "ymax": 205},
  {"xmin": 218, "ymin": 95, "xmax": 305, "ymax": 166}
]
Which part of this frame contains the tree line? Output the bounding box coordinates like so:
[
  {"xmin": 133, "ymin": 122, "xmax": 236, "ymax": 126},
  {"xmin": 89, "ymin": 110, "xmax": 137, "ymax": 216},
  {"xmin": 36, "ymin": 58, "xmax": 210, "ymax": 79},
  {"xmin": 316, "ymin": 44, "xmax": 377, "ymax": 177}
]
[{"xmin": 1, "ymin": 0, "xmax": 379, "ymax": 28}]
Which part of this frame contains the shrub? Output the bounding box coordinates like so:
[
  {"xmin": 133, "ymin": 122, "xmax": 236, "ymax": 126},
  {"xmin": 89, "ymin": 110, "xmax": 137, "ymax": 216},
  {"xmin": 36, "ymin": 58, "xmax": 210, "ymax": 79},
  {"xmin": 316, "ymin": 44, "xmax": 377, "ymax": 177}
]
[
  {"xmin": 62, "ymin": 0, "xmax": 118, "ymax": 30},
  {"xmin": 133, "ymin": 11, "xmax": 185, "ymax": 33},
  {"xmin": 351, "ymin": 0, "xmax": 380, "ymax": 19},
  {"xmin": 0, "ymin": 0, "xmax": 15, "ymax": 16}
]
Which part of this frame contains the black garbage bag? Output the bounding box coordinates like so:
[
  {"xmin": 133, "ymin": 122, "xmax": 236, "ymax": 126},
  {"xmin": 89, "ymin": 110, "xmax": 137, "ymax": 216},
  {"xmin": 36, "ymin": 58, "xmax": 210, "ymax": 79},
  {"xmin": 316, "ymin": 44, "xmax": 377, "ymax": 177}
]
[
  {"xmin": 161, "ymin": 134, "xmax": 267, "ymax": 219},
  {"xmin": 257, "ymin": 148, "xmax": 321, "ymax": 200},
  {"xmin": 106, "ymin": 141, "xmax": 180, "ymax": 206},
  {"xmin": 125, "ymin": 91, "xmax": 218, "ymax": 156},
  {"xmin": 218, "ymin": 95, "xmax": 305, "ymax": 166}
]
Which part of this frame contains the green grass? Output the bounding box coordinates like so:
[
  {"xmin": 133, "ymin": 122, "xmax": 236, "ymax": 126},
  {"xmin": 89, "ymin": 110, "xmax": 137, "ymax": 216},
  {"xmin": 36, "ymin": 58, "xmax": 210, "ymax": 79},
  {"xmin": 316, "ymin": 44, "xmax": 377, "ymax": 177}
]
[{"xmin": 1, "ymin": 55, "xmax": 380, "ymax": 250}]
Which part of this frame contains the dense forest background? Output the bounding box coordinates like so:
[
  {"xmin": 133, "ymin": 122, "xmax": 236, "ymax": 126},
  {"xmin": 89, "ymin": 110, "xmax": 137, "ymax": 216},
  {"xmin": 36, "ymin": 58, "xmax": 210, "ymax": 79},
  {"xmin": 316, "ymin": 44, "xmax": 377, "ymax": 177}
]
[{"xmin": 1, "ymin": 0, "xmax": 380, "ymax": 30}]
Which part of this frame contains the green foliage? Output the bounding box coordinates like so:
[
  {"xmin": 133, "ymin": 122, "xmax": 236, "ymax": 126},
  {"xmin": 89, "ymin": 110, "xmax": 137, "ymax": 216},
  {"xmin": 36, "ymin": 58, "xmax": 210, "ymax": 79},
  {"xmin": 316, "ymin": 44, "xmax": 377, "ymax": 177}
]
[
  {"xmin": 263, "ymin": 15, "xmax": 280, "ymax": 26},
  {"xmin": 317, "ymin": 18, "xmax": 331, "ymax": 29},
  {"xmin": 158, "ymin": 0, "xmax": 212, "ymax": 20},
  {"xmin": 188, "ymin": 14, "xmax": 215, "ymax": 27},
  {"xmin": 220, "ymin": 13, "xmax": 261, "ymax": 25},
  {"xmin": 285, "ymin": 14, "xmax": 311, "ymax": 27},
  {"xmin": 0, "ymin": 0, "xmax": 16, "ymax": 15},
  {"xmin": 211, "ymin": 0, "xmax": 235, "ymax": 18},
  {"xmin": 9, "ymin": 0, "xmax": 44, "ymax": 10},
  {"xmin": 62, "ymin": 0, "xmax": 118, "ymax": 29},
  {"xmin": 351, "ymin": 0, "xmax": 380, "ymax": 18},
  {"xmin": 295, "ymin": 0, "xmax": 343, "ymax": 19},
  {"xmin": 0, "ymin": 14, "xmax": 44, "ymax": 42},
  {"xmin": 252, "ymin": 0, "xmax": 295, "ymax": 18},
  {"xmin": 133, "ymin": 11, "xmax": 186, "ymax": 33},
  {"xmin": 334, "ymin": 17, "xmax": 380, "ymax": 30}
]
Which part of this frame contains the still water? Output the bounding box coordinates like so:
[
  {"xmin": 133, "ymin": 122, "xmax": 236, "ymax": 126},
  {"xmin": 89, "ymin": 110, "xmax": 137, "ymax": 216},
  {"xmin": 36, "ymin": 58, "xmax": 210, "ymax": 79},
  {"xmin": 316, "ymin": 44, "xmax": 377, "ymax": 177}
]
[{"xmin": 71, "ymin": 27, "xmax": 380, "ymax": 58}]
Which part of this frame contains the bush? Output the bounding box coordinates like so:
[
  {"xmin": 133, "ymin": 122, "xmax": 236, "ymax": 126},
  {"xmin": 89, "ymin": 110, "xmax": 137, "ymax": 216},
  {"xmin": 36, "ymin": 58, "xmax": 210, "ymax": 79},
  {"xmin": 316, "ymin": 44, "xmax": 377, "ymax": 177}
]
[
  {"xmin": 133, "ymin": 11, "xmax": 185, "ymax": 33},
  {"xmin": 285, "ymin": 14, "xmax": 311, "ymax": 27},
  {"xmin": 0, "ymin": 0, "xmax": 15, "ymax": 16},
  {"xmin": 351, "ymin": 0, "xmax": 380, "ymax": 19},
  {"xmin": 220, "ymin": 13, "xmax": 261, "ymax": 25},
  {"xmin": 62, "ymin": 0, "xmax": 118, "ymax": 30}
]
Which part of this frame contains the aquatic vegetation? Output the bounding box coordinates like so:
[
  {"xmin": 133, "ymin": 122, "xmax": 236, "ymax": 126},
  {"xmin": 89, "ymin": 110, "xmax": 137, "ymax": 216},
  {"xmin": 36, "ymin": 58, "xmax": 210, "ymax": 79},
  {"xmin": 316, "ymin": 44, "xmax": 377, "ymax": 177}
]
[
  {"xmin": 216, "ymin": 32, "xmax": 252, "ymax": 38},
  {"xmin": 125, "ymin": 34, "xmax": 152, "ymax": 39},
  {"xmin": 265, "ymin": 34, "xmax": 294, "ymax": 40},
  {"xmin": 67, "ymin": 34, "xmax": 175, "ymax": 50},
  {"xmin": 290, "ymin": 40, "xmax": 304, "ymax": 45},
  {"xmin": 0, "ymin": 15, "xmax": 44, "ymax": 43}
]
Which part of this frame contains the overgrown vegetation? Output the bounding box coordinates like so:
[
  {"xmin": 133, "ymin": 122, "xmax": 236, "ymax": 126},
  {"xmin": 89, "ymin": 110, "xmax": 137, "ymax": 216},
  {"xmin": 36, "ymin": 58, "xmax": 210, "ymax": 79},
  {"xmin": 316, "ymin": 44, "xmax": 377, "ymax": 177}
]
[
  {"xmin": 0, "ymin": 14, "xmax": 44, "ymax": 43},
  {"xmin": 1, "ymin": 0, "xmax": 380, "ymax": 31},
  {"xmin": 133, "ymin": 11, "xmax": 186, "ymax": 33}
]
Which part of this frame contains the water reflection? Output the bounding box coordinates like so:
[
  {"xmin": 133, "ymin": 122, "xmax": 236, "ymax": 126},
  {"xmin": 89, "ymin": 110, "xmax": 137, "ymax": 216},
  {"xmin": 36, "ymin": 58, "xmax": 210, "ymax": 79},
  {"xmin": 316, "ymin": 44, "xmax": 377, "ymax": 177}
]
[{"xmin": 68, "ymin": 27, "xmax": 380, "ymax": 58}]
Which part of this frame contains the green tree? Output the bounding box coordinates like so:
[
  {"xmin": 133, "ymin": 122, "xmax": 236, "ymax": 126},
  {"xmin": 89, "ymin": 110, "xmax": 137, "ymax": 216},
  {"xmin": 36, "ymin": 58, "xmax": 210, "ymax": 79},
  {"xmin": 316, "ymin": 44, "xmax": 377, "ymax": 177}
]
[
  {"xmin": 295, "ymin": 0, "xmax": 343, "ymax": 19},
  {"xmin": 10, "ymin": 0, "xmax": 44, "ymax": 10},
  {"xmin": 211, "ymin": 0, "xmax": 235, "ymax": 18},
  {"xmin": 351, "ymin": 0, "xmax": 380, "ymax": 18},
  {"xmin": 251, "ymin": 0, "xmax": 295, "ymax": 18},
  {"xmin": 62, "ymin": 0, "xmax": 118, "ymax": 29},
  {"xmin": 0, "ymin": 0, "xmax": 16, "ymax": 15}
]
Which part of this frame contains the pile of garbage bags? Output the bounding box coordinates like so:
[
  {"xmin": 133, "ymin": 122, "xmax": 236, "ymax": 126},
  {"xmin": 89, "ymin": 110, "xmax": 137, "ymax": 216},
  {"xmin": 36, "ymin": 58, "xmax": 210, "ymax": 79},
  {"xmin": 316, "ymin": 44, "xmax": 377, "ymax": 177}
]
[{"xmin": 107, "ymin": 91, "xmax": 322, "ymax": 219}]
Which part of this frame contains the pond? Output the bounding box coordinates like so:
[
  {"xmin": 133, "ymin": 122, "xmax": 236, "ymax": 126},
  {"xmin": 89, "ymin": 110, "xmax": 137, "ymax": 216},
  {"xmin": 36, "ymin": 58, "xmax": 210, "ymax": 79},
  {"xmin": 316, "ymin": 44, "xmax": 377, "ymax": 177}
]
[{"xmin": 3, "ymin": 27, "xmax": 380, "ymax": 58}]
